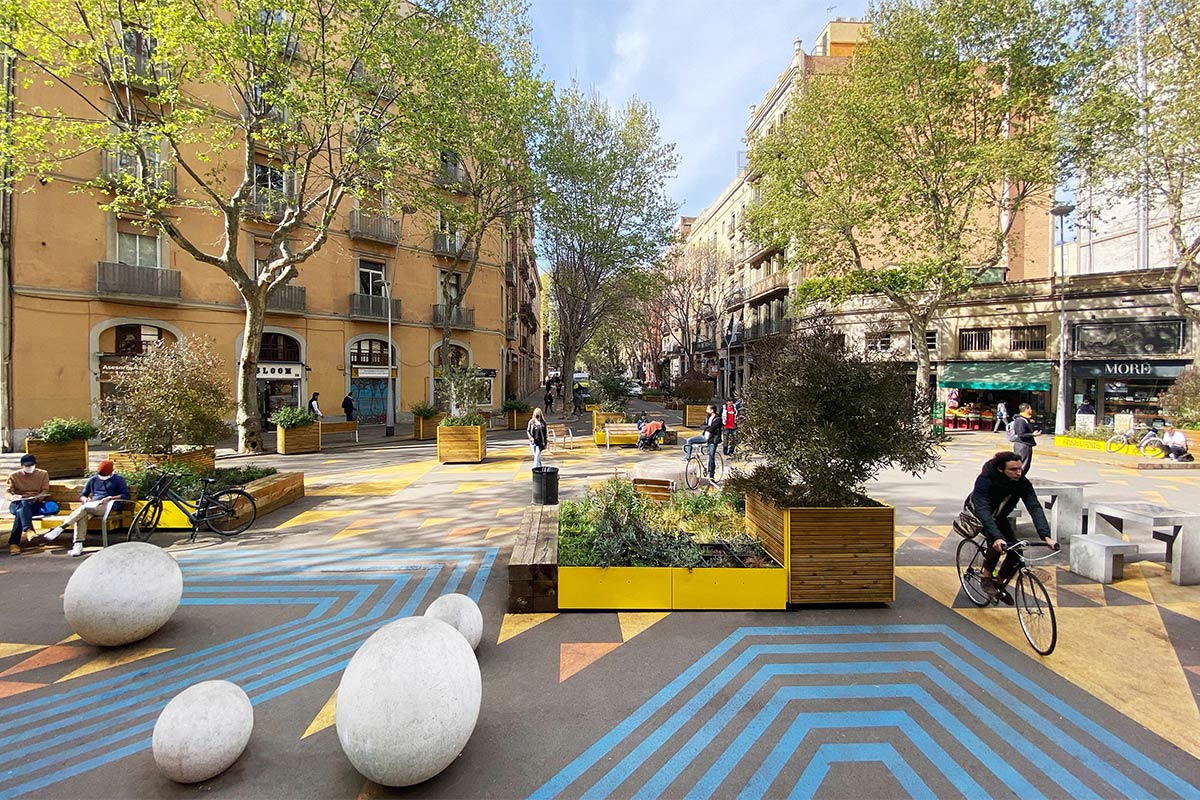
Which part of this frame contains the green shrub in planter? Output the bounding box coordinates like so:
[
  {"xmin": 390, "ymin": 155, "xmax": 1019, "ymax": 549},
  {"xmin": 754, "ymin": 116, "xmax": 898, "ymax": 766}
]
[
  {"xmin": 29, "ymin": 417, "xmax": 98, "ymax": 443},
  {"xmin": 440, "ymin": 412, "xmax": 487, "ymax": 427},
  {"xmin": 411, "ymin": 401, "xmax": 440, "ymax": 419},
  {"xmin": 1160, "ymin": 366, "xmax": 1200, "ymax": 427},
  {"xmin": 269, "ymin": 407, "xmax": 317, "ymax": 429},
  {"xmin": 502, "ymin": 398, "xmax": 532, "ymax": 412}
]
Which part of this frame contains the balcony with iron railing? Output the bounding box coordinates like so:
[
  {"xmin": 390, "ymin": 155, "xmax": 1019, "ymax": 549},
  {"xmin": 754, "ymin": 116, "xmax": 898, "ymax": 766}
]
[
  {"xmin": 115, "ymin": 49, "xmax": 159, "ymax": 94},
  {"xmin": 725, "ymin": 289, "xmax": 745, "ymax": 310},
  {"xmin": 506, "ymin": 318, "xmax": 518, "ymax": 340},
  {"xmin": 100, "ymin": 151, "xmax": 177, "ymax": 197},
  {"xmin": 695, "ymin": 338, "xmax": 717, "ymax": 353},
  {"xmin": 434, "ymin": 162, "xmax": 468, "ymax": 191},
  {"xmin": 349, "ymin": 210, "xmax": 401, "ymax": 245},
  {"xmin": 266, "ymin": 283, "xmax": 306, "ymax": 314},
  {"xmin": 96, "ymin": 261, "xmax": 181, "ymax": 300},
  {"xmin": 244, "ymin": 185, "xmax": 292, "ymax": 222},
  {"xmin": 746, "ymin": 270, "xmax": 789, "ymax": 302},
  {"xmin": 519, "ymin": 301, "xmax": 538, "ymax": 329},
  {"xmin": 433, "ymin": 232, "xmax": 474, "ymax": 261},
  {"xmin": 348, "ymin": 293, "xmax": 402, "ymax": 320},
  {"xmin": 505, "ymin": 261, "xmax": 516, "ymax": 286},
  {"xmin": 746, "ymin": 317, "xmax": 793, "ymax": 340},
  {"xmin": 432, "ymin": 304, "xmax": 475, "ymax": 329}
]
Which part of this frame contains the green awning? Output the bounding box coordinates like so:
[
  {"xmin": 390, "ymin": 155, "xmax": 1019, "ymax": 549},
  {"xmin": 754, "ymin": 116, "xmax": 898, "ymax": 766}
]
[{"xmin": 939, "ymin": 361, "xmax": 1051, "ymax": 392}]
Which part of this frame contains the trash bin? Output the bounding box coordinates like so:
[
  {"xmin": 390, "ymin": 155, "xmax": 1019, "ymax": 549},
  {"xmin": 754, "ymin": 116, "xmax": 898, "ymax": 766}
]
[{"xmin": 531, "ymin": 466, "xmax": 560, "ymax": 505}]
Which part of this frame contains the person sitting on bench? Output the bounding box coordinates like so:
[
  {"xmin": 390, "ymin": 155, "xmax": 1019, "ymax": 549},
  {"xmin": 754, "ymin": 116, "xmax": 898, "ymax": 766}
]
[
  {"xmin": 637, "ymin": 419, "xmax": 666, "ymax": 450},
  {"xmin": 44, "ymin": 459, "xmax": 130, "ymax": 557}
]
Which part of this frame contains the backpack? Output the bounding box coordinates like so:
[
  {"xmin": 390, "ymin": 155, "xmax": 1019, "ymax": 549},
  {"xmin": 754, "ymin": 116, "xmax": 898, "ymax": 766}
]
[{"xmin": 1006, "ymin": 418, "xmax": 1019, "ymax": 442}]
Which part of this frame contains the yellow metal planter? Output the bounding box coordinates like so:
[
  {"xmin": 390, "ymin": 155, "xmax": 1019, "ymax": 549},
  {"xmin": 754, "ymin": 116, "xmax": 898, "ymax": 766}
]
[
  {"xmin": 558, "ymin": 567, "xmax": 672, "ymax": 609},
  {"xmin": 671, "ymin": 567, "xmax": 787, "ymax": 610},
  {"xmin": 1053, "ymin": 435, "xmax": 1142, "ymax": 456},
  {"xmin": 557, "ymin": 564, "xmax": 786, "ymax": 610}
]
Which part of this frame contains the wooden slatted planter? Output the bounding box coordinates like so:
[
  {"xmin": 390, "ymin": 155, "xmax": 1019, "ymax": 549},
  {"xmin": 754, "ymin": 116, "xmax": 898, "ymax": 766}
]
[
  {"xmin": 744, "ymin": 493, "xmax": 895, "ymax": 604},
  {"xmin": 276, "ymin": 424, "xmax": 320, "ymax": 455},
  {"xmin": 684, "ymin": 404, "xmax": 709, "ymax": 427},
  {"xmin": 413, "ymin": 413, "xmax": 446, "ymax": 440},
  {"xmin": 437, "ymin": 424, "xmax": 486, "ymax": 463},
  {"xmin": 24, "ymin": 438, "xmax": 88, "ymax": 478},
  {"xmin": 111, "ymin": 447, "xmax": 217, "ymax": 474},
  {"xmin": 508, "ymin": 409, "xmax": 534, "ymax": 431}
]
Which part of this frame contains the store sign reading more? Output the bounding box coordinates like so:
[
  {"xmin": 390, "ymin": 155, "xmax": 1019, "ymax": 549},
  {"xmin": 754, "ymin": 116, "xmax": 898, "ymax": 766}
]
[
  {"xmin": 257, "ymin": 364, "xmax": 301, "ymax": 379},
  {"xmin": 1103, "ymin": 361, "xmax": 1154, "ymax": 376}
]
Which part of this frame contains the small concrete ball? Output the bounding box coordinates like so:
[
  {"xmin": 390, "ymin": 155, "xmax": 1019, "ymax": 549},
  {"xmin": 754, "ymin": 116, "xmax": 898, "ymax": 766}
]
[
  {"xmin": 63, "ymin": 541, "xmax": 182, "ymax": 646},
  {"xmin": 423, "ymin": 593, "xmax": 483, "ymax": 650},
  {"xmin": 153, "ymin": 681, "xmax": 254, "ymax": 784},
  {"xmin": 336, "ymin": 616, "xmax": 481, "ymax": 787}
]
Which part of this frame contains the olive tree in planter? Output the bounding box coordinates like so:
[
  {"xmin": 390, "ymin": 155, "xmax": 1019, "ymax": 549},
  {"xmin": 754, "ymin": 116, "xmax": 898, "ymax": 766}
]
[
  {"xmin": 25, "ymin": 418, "xmax": 98, "ymax": 478},
  {"xmin": 727, "ymin": 317, "xmax": 940, "ymax": 604},
  {"xmin": 411, "ymin": 402, "xmax": 446, "ymax": 440},
  {"xmin": 436, "ymin": 366, "xmax": 488, "ymax": 463},
  {"xmin": 270, "ymin": 407, "xmax": 321, "ymax": 455},
  {"xmin": 100, "ymin": 336, "xmax": 232, "ymax": 473},
  {"xmin": 503, "ymin": 398, "xmax": 533, "ymax": 431}
]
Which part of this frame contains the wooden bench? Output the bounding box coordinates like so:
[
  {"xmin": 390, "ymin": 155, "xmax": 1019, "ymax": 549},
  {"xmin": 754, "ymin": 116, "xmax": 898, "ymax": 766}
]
[
  {"xmin": 1088, "ymin": 501, "xmax": 1200, "ymax": 585},
  {"xmin": 319, "ymin": 420, "xmax": 359, "ymax": 442},
  {"xmin": 1069, "ymin": 534, "xmax": 1139, "ymax": 584},
  {"xmin": 603, "ymin": 423, "xmax": 641, "ymax": 448},
  {"xmin": 633, "ymin": 478, "xmax": 675, "ymax": 504},
  {"xmin": 547, "ymin": 424, "xmax": 574, "ymax": 451},
  {"xmin": 508, "ymin": 504, "xmax": 559, "ymax": 613}
]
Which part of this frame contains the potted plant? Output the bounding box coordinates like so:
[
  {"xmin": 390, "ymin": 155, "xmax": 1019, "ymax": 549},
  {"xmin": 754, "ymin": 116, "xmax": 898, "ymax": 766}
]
[
  {"xmin": 674, "ymin": 372, "xmax": 715, "ymax": 426},
  {"xmin": 503, "ymin": 398, "xmax": 534, "ymax": 431},
  {"xmin": 100, "ymin": 335, "xmax": 232, "ymax": 472},
  {"xmin": 24, "ymin": 417, "xmax": 98, "ymax": 478},
  {"xmin": 436, "ymin": 366, "xmax": 488, "ymax": 463},
  {"xmin": 411, "ymin": 402, "xmax": 445, "ymax": 440},
  {"xmin": 270, "ymin": 407, "xmax": 320, "ymax": 454},
  {"xmin": 726, "ymin": 316, "xmax": 940, "ymax": 605}
]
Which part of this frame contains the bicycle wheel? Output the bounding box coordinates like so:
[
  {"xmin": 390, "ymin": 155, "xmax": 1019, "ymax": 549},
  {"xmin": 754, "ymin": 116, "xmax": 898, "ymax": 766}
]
[
  {"xmin": 711, "ymin": 451, "xmax": 725, "ymax": 482},
  {"xmin": 1105, "ymin": 434, "xmax": 1128, "ymax": 453},
  {"xmin": 128, "ymin": 499, "xmax": 164, "ymax": 542},
  {"xmin": 684, "ymin": 456, "xmax": 702, "ymax": 490},
  {"xmin": 956, "ymin": 537, "xmax": 992, "ymax": 607},
  {"xmin": 1139, "ymin": 437, "xmax": 1164, "ymax": 458},
  {"xmin": 205, "ymin": 489, "xmax": 257, "ymax": 536},
  {"xmin": 1015, "ymin": 570, "xmax": 1057, "ymax": 655}
]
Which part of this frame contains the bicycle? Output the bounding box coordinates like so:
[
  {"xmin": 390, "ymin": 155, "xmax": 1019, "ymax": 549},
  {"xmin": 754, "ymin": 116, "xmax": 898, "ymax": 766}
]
[
  {"xmin": 957, "ymin": 536, "xmax": 1060, "ymax": 655},
  {"xmin": 128, "ymin": 467, "xmax": 258, "ymax": 543},
  {"xmin": 683, "ymin": 443, "xmax": 724, "ymax": 490},
  {"xmin": 1105, "ymin": 423, "xmax": 1164, "ymax": 457}
]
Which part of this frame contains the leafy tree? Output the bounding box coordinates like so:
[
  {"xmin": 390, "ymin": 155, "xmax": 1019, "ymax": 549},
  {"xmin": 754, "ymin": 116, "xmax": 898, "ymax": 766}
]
[
  {"xmin": 658, "ymin": 239, "xmax": 739, "ymax": 375},
  {"xmin": 747, "ymin": 0, "xmax": 1086, "ymax": 395},
  {"xmin": 0, "ymin": 0, "xmax": 529, "ymax": 452},
  {"xmin": 536, "ymin": 84, "xmax": 678, "ymax": 386},
  {"xmin": 1160, "ymin": 366, "xmax": 1200, "ymax": 427},
  {"xmin": 100, "ymin": 335, "xmax": 232, "ymax": 454}
]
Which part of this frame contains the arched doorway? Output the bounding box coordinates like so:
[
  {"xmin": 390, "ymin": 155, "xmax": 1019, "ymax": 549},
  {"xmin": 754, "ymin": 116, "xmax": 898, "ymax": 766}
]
[
  {"xmin": 257, "ymin": 332, "xmax": 303, "ymax": 429},
  {"xmin": 97, "ymin": 323, "xmax": 178, "ymax": 402},
  {"xmin": 348, "ymin": 338, "xmax": 397, "ymax": 425}
]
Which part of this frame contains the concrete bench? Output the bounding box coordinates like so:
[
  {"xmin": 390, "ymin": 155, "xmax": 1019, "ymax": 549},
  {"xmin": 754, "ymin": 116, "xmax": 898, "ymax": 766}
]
[
  {"xmin": 1070, "ymin": 534, "xmax": 1139, "ymax": 583},
  {"xmin": 1029, "ymin": 480, "xmax": 1086, "ymax": 542},
  {"xmin": 603, "ymin": 423, "xmax": 641, "ymax": 448},
  {"xmin": 319, "ymin": 420, "xmax": 359, "ymax": 442},
  {"xmin": 1088, "ymin": 501, "xmax": 1200, "ymax": 585},
  {"xmin": 633, "ymin": 478, "xmax": 674, "ymax": 504},
  {"xmin": 547, "ymin": 424, "xmax": 574, "ymax": 451}
]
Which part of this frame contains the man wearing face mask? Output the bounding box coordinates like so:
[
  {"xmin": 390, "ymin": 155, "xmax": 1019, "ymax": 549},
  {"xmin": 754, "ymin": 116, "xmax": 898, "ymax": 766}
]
[
  {"xmin": 44, "ymin": 460, "xmax": 130, "ymax": 557},
  {"xmin": 6, "ymin": 454, "xmax": 51, "ymax": 555}
]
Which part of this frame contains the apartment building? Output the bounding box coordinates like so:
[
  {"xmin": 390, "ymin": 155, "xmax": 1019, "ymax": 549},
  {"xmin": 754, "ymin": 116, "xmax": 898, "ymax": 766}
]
[{"xmin": 0, "ymin": 19, "xmax": 542, "ymax": 448}]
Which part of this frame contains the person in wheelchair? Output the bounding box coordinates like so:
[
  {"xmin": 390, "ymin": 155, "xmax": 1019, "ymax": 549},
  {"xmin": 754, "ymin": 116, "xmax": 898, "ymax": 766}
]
[{"xmin": 637, "ymin": 419, "xmax": 667, "ymax": 450}]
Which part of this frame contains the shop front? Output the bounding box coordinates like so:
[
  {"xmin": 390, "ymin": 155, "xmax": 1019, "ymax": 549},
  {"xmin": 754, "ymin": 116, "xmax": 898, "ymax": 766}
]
[
  {"xmin": 256, "ymin": 363, "xmax": 302, "ymax": 429},
  {"xmin": 938, "ymin": 361, "xmax": 1052, "ymax": 430},
  {"xmin": 349, "ymin": 339, "xmax": 396, "ymax": 425},
  {"xmin": 1071, "ymin": 359, "xmax": 1191, "ymax": 428}
]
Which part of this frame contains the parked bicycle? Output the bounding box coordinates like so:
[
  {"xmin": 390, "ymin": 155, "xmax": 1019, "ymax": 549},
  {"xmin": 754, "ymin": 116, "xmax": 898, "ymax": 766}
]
[
  {"xmin": 683, "ymin": 445, "xmax": 724, "ymax": 490},
  {"xmin": 1105, "ymin": 423, "xmax": 1164, "ymax": 457},
  {"xmin": 128, "ymin": 467, "xmax": 257, "ymax": 543},
  {"xmin": 957, "ymin": 537, "xmax": 1060, "ymax": 655}
]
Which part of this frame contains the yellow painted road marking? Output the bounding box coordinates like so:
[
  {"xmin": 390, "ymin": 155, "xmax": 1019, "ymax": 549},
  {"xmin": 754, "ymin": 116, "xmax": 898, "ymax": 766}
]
[
  {"xmin": 419, "ymin": 517, "xmax": 456, "ymax": 529},
  {"xmin": 275, "ymin": 509, "xmax": 351, "ymax": 530},
  {"xmin": 302, "ymin": 689, "xmax": 337, "ymax": 739},
  {"xmin": 907, "ymin": 506, "xmax": 936, "ymax": 516},
  {"xmin": 56, "ymin": 647, "xmax": 173, "ymax": 682},
  {"xmin": 308, "ymin": 478, "xmax": 417, "ymax": 496},
  {"xmin": 495, "ymin": 507, "xmax": 524, "ymax": 517},
  {"xmin": 560, "ymin": 642, "xmax": 621, "ymax": 682},
  {"xmin": 619, "ymin": 612, "xmax": 669, "ymax": 642},
  {"xmin": 452, "ymin": 481, "xmax": 508, "ymax": 494},
  {"xmin": 0, "ymin": 643, "xmax": 46, "ymax": 660},
  {"xmin": 486, "ymin": 526, "xmax": 518, "ymax": 539},
  {"xmin": 497, "ymin": 613, "xmax": 557, "ymax": 644}
]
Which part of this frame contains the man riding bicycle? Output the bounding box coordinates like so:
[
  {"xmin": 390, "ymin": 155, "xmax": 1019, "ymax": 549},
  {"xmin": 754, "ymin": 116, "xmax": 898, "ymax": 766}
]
[{"xmin": 971, "ymin": 451, "xmax": 1059, "ymax": 604}]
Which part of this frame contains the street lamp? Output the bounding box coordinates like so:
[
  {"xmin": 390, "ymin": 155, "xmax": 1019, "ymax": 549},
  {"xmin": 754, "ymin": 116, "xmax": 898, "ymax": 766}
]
[
  {"xmin": 384, "ymin": 206, "xmax": 413, "ymax": 437},
  {"xmin": 1051, "ymin": 201, "xmax": 1075, "ymax": 436}
]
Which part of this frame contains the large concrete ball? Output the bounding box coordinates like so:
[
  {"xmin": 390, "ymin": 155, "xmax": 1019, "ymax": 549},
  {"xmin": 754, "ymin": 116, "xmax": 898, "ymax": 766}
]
[
  {"xmin": 63, "ymin": 541, "xmax": 182, "ymax": 646},
  {"xmin": 153, "ymin": 681, "xmax": 254, "ymax": 784},
  {"xmin": 336, "ymin": 616, "xmax": 481, "ymax": 787},
  {"xmin": 423, "ymin": 593, "xmax": 483, "ymax": 651}
]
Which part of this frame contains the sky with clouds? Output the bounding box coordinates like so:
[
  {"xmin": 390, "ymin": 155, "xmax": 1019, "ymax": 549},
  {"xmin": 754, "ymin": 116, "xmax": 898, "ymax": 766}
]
[{"xmin": 528, "ymin": 0, "xmax": 871, "ymax": 219}]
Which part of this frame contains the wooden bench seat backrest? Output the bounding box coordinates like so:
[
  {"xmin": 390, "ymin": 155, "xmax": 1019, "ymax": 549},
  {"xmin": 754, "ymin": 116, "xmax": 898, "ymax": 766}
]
[{"xmin": 633, "ymin": 477, "xmax": 675, "ymax": 503}]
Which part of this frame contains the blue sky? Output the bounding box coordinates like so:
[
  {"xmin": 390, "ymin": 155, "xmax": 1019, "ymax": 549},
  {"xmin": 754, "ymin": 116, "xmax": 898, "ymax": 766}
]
[{"xmin": 529, "ymin": 0, "xmax": 871, "ymax": 218}]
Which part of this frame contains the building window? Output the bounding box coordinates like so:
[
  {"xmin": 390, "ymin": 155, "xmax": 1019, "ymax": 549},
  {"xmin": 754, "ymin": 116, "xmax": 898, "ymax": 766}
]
[
  {"xmin": 260, "ymin": 332, "xmax": 300, "ymax": 362},
  {"xmin": 114, "ymin": 324, "xmax": 163, "ymax": 355},
  {"xmin": 958, "ymin": 328, "xmax": 992, "ymax": 352},
  {"xmin": 866, "ymin": 333, "xmax": 892, "ymax": 352},
  {"xmin": 976, "ymin": 266, "xmax": 1007, "ymax": 284},
  {"xmin": 121, "ymin": 24, "xmax": 156, "ymax": 70},
  {"xmin": 926, "ymin": 330, "xmax": 938, "ymax": 351},
  {"xmin": 116, "ymin": 220, "xmax": 160, "ymax": 267},
  {"xmin": 358, "ymin": 259, "xmax": 386, "ymax": 297},
  {"xmin": 254, "ymin": 162, "xmax": 286, "ymax": 195},
  {"xmin": 1010, "ymin": 325, "xmax": 1047, "ymax": 351},
  {"xmin": 438, "ymin": 269, "xmax": 463, "ymax": 305},
  {"xmin": 350, "ymin": 339, "xmax": 392, "ymax": 366}
]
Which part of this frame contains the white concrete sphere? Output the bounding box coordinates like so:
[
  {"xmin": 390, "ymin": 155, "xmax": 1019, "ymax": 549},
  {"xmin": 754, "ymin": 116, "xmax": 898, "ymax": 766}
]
[
  {"xmin": 153, "ymin": 681, "xmax": 254, "ymax": 784},
  {"xmin": 423, "ymin": 593, "xmax": 483, "ymax": 651},
  {"xmin": 63, "ymin": 541, "xmax": 182, "ymax": 646},
  {"xmin": 336, "ymin": 616, "xmax": 481, "ymax": 787}
]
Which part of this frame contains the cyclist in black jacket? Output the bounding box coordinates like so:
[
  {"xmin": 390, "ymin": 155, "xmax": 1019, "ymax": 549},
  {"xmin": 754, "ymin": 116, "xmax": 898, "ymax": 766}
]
[
  {"xmin": 971, "ymin": 451, "xmax": 1058, "ymax": 604},
  {"xmin": 684, "ymin": 405, "xmax": 723, "ymax": 484}
]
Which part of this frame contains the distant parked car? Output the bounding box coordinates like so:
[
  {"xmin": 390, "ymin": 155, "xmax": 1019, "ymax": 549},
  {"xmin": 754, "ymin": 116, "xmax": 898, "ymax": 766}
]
[{"xmin": 626, "ymin": 381, "xmax": 643, "ymax": 397}]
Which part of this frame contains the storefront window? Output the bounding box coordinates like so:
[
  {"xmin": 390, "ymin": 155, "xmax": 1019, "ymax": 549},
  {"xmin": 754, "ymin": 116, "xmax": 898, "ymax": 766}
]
[
  {"xmin": 350, "ymin": 339, "xmax": 394, "ymax": 366},
  {"xmin": 260, "ymin": 332, "xmax": 300, "ymax": 362},
  {"xmin": 1073, "ymin": 319, "xmax": 1185, "ymax": 356}
]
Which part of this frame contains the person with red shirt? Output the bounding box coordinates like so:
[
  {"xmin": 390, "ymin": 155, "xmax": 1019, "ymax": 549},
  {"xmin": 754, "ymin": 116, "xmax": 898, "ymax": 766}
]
[{"xmin": 721, "ymin": 399, "xmax": 738, "ymax": 456}]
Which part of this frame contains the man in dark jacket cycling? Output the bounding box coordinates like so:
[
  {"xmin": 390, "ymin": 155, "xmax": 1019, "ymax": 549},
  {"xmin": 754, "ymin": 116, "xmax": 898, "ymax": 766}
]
[{"xmin": 971, "ymin": 451, "xmax": 1059, "ymax": 604}]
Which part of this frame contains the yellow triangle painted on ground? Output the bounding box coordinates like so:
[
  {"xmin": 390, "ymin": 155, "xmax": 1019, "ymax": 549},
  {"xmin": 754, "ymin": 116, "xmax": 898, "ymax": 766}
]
[
  {"xmin": 896, "ymin": 566, "xmax": 964, "ymax": 608},
  {"xmin": 453, "ymin": 481, "xmax": 507, "ymax": 494},
  {"xmin": 495, "ymin": 507, "xmax": 525, "ymax": 517},
  {"xmin": 497, "ymin": 613, "xmax": 557, "ymax": 645},
  {"xmin": 486, "ymin": 526, "xmax": 518, "ymax": 539},
  {"xmin": 328, "ymin": 526, "xmax": 379, "ymax": 542},
  {"xmin": 618, "ymin": 612, "xmax": 669, "ymax": 642},
  {"xmin": 1108, "ymin": 479, "xmax": 1129, "ymax": 485},
  {"xmin": 1139, "ymin": 490, "xmax": 1168, "ymax": 505},
  {"xmin": 301, "ymin": 689, "xmax": 337, "ymax": 739},
  {"xmin": 895, "ymin": 525, "xmax": 919, "ymax": 536},
  {"xmin": 1161, "ymin": 601, "xmax": 1200, "ymax": 623},
  {"xmin": 56, "ymin": 634, "xmax": 80, "ymax": 644},
  {"xmin": 908, "ymin": 506, "xmax": 936, "ymax": 516},
  {"xmin": 275, "ymin": 509, "xmax": 349, "ymax": 530},
  {"xmin": 419, "ymin": 517, "xmax": 457, "ymax": 528},
  {"xmin": 308, "ymin": 478, "xmax": 416, "ymax": 497},
  {"xmin": 0, "ymin": 643, "xmax": 47, "ymax": 660},
  {"xmin": 924, "ymin": 525, "xmax": 953, "ymax": 536},
  {"xmin": 1110, "ymin": 565, "xmax": 1155, "ymax": 603},
  {"xmin": 56, "ymin": 647, "xmax": 173, "ymax": 683}
]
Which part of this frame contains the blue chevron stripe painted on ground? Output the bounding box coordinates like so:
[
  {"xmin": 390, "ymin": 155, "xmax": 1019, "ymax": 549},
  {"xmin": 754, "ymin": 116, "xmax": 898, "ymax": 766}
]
[
  {"xmin": 0, "ymin": 546, "xmax": 495, "ymax": 799},
  {"xmin": 781, "ymin": 743, "xmax": 936, "ymax": 800},
  {"xmin": 533, "ymin": 626, "xmax": 1200, "ymax": 800}
]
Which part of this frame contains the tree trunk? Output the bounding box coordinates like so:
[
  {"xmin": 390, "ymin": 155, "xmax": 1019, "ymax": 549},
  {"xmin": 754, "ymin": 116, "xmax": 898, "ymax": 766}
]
[
  {"xmin": 908, "ymin": 319, "xmax": 932, "ymax": 404},
  {"xmin": 237, "ymin": 291, "xmax": 267, "ymax": 453}
]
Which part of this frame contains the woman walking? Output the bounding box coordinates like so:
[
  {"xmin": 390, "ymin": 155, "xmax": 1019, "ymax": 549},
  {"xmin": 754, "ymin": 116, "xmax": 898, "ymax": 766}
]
[{"xmin": 527, "ymin": 408, "xmax": 548, "ymax": 469}]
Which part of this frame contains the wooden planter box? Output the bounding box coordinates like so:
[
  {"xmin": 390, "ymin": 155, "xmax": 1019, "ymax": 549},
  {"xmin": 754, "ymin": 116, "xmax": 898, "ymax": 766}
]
[
  {"xmin": 24, "ymin": 438, "xmax": 88, "ymax": 478},
  {"xmin": 414, "ymin": 414, "xmax": 446, "ymax": 440},
  {"xmin": 277, "ymin": 425, "xmax": 321, "ymax": 455},
  {"xmin": 744, "ymin": 493, "xmax": 895, "ymax": 604},
  {"xmin": 508, "ymin": 408, "xmax": 534, "ymax": 431},
  {"xmin": 145, "ymin": 471, "xmax": 306, "ymax": 529},
  {"xmin": 1184, "ymin": 430, "xmax": 1200, "ymax": 450},
  {"xmin": 437, "ymin": 424, "xmax": 487, "ymax": 463},
  {"xmin": 111, "ymin": 447, "xmax": 217, "ymax": 474},
  {"xmin": 684, "ymin": 404, "xmax": 709, "ymax": 427}
]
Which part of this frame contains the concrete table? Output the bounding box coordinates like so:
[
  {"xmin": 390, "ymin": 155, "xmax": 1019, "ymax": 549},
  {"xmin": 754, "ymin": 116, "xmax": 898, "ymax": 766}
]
[
  {"xmin": 1087, "ymin": 501, "xmax": 1200, "ymax": 586},
  {"xmin": 1029, "ymin": 480, "xmax": 1086, "ymax": 543}
]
